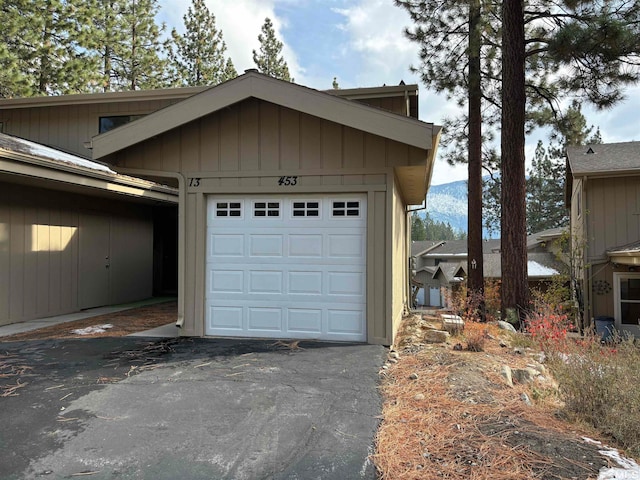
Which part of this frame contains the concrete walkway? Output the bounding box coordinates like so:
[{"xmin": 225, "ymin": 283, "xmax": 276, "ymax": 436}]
[{"xmin": 0, "ymin": 297, "xmax": 178, "ymax": 338}]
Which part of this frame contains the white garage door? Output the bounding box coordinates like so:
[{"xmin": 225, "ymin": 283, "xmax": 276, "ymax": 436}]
[{"xmin": 205, "ymin": 194, "xmax": 367, "ymax": 342}]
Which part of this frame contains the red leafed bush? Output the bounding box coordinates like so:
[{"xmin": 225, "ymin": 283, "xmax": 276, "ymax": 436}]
[{"xmin": 525, "ymin": 303, "xmax": 573, "ymax": 353}]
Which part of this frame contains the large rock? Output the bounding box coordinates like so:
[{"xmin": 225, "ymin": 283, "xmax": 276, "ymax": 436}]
[
  {"xmin": 497, "ymin": 321, "xmax": 517, "ymax": 332},
  {"xmin": 512, "ymin": 367, "xmax": 539, "ymax": 384},
  {"xmin": 423, "ymin": 330, "xmax": 450, "ymax": 344},
  {"xmin": 501, "ymin": 365, "xmax": 514, "ymax": 387}
]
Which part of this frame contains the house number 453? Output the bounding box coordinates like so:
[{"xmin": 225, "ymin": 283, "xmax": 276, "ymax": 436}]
[{"xmin": 278, "ymin": 176, "xmax": 298, "ymax": 186}]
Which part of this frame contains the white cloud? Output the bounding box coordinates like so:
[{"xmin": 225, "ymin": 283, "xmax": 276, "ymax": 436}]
[
  {"xmin": 333, "ymin": 0, "xmax": 419, "ymax": 86},
  {"xmin": 160, "ymin": 0, "xmax": 303, "ymax": 79}
]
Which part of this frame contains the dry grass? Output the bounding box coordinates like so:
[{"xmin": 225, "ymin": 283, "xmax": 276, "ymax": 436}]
[
  {"xmin": 0, "ymin": 301, "xmax": 177, "ymax": 342},
  {"xmin": 374, "ymin": 317, "xmax": 610, "ymax": 480},
  {"xmin": 546, "ymin": 333, "xmax": 640, "ymax": 458}
]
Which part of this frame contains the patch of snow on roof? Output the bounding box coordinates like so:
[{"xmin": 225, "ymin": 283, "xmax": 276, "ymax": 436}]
[
  {"xmin": 3, "ymin": 134, "xmax": 115, "ymax": 174},
  {"xmin": 527, "ymin": 261, "xmax": 558, "ymax": 277}
]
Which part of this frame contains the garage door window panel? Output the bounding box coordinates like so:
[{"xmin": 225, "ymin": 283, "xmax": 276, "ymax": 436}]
[
  {"xmin": 253, "ymin": 201, "xmax": 281, "ymax": 218},
  {"xmin": 332, "ymin": 200, "xmax": 361, "ymax": 217},
  {"xmin": 292, "ymin": 201, "xmax": 321, "ymax": 218},
  {"xmin": 216, "ymin": 201, "xmax": 243, "ymax": 218}
]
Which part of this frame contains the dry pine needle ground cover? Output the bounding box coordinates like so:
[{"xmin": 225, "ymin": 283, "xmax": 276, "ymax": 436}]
[
  {"xmin": 373, "ymin": 315, "xmax": 628, "ymax": 480},
  {"xmin": 0, "ymin": 301, "xmax": 177, "ymax": 342}
]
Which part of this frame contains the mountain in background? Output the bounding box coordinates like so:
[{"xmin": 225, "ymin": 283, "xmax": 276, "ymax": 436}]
[{"xmin": 422, "ymin": 178, "xmax": 498, "ymax": 239}]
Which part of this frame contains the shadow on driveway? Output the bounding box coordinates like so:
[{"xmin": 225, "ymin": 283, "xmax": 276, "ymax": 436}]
[{"xmin": 0, "ymin": 337, "xmax": 385, "ymax": 480}]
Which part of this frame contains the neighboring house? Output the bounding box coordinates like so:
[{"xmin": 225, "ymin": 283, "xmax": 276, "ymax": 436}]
[
  {"xmin": 566, "ymin": 141, "xmax": 640, "ymax": 337},
  {"xmin": 0, "ymin": 71, "xmax": 442, "ymax": 345},
  {"xmin": 0, "ymin": 133, "xmax": 178, "ymax": 326},
  {"xmin": 411, "ymin": 228, "xmax": 565, "ymax": 308}
]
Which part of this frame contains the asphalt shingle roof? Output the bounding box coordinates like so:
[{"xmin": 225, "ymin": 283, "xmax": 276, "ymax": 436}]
[{"xmin": 567, "ymin": 141, "xmax": 640, "ymax": 176}]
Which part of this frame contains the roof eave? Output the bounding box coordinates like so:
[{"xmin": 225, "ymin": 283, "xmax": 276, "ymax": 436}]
[
  {"xmin": 0, "ymin": 86, "xmax": 208, "ymax": 109},
  {"xmin": 0, "ymin": 148, "xmax": 178, "ymax": 202},
  {"xmin": 92, "ymin": 73, "xmax": 437, "ymax": 160}
]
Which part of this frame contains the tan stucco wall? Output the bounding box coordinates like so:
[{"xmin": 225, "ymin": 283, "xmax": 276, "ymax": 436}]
[
  {"xmin": 101, "ymin": 98, "xmax": 424, "ymax": 344},
  {"xmin": 0, "ymin": 182, "xmax": 153, "ymax": 325}
]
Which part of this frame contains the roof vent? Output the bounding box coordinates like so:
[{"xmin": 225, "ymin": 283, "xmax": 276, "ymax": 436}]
[
  {"xmin": 586, "ymin": 147, "xmax": 595, "ymax": 154},
  {"xmin": 244, "ymin": 68, "xmax": 259, "ymax": 74}
]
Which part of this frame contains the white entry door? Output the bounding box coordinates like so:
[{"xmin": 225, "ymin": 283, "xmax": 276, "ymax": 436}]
[{"xmin": 205, "ymin": 194, "xmax": 367, "ymax": 342}]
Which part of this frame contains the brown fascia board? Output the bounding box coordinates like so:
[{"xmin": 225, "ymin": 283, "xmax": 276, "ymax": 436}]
[
  {"xmin": 91, "ymin": 72, "xmax": 438, "ymax": 160},
  {"xmin": 0, "ymin": 86, "xmax": 208, "ymax": 109},
  {"xmin": 326, "ymin": 84, "xmax": 418, "ymax": 99}
]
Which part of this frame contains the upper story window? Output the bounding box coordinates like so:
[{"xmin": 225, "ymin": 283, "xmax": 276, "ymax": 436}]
[{"xmin": 99, "ymin": 115, "xmax": 145, "ymax": 134}]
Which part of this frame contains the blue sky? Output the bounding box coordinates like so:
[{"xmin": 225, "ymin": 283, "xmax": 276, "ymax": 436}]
[{"xmin": 158, "ymin": 0, "xmax": 640, "ymax": 186}]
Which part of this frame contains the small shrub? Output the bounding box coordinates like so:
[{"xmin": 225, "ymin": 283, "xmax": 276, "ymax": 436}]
[
  {"xmin": 546, "ymin": 331, "xmax": 640, "ymax": 458},
  {"xmin": 507, "ymin": 331, "xmax": 536, "ymax": 349},
  {"xmin": 525, "ymin": 302, "xmax": 573, "ymax": 354},
  {"xmin": 463, "ymin": 321, "xmax": 493, "ymax": 352},
  {"xmin": 446, "ymin": 280, "xmax": 501, "ymax": 322},
  {"xmin": 465, "ymin": 331, "xmax": 485, "ymax": 352}
]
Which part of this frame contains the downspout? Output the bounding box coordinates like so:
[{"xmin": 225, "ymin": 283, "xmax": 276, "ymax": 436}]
[
  {"xmin": 406, "ymin": 202, "xmax": 428, "ymax": 312},
  {"xmin": 116, "ymin": 168, "xmax": 186, "ymax": 329},
  {"xmin": 582, "ymin": 175, "xmax": 591, "ymax": 331}
]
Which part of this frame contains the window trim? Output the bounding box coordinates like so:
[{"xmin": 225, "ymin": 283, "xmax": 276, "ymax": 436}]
[
  {"xmin": 291, "ymin": 200, "xmax": 321, "ymax": 218},
  {"xmin": 331, "ymin": 199, "xmax": 361, "ymax": 218},
  {"xmin": 252, "ymin": 200, "xmax": 281, "ymax": 218},
  {"xmin": 98, "ymin": 114, "xmax": 145, "ymax": 134},
  {"xmin": 214, "ymin": 200, "xmax": 243, "ymax": 219},
  {"xmin": 613, "ymin": 272, "xmax": 640, "ymax": 326}
]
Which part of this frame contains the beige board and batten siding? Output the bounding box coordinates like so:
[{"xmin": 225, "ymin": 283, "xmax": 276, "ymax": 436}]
[
  {"xmin": 390, "ymin": 176, "xmax": 409, "ymax": 341},
  {"xmin": 0, "ymin": 182, "xmax": 153, "ymax": 325},
  {"xmin": 0, "ymin": 94, "xmax": 200, "ymax": 158},
  {"xmin": 102, "ymin": 96, "xmax": 426, "ymax": 344},
  {"xmin": 585, "ymin": 176, "xmax": 640, "ymax": 261},
  {"xmin": 580, "ymin": 176, "xmax": 640, "ymax": 327}
]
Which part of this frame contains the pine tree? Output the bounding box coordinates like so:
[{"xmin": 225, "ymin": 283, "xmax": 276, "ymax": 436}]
[
  {"xmin": 0, "ymin": 0, "xmax": 98, "ymax": 96},
  {"xmin": 526, "ymin": 141, "xmax": 566, "ymax": 234},
  {"xmin": 0, "ymin": 0, "xmax": 33, "ymax": 97},
  {"xmin": 411, "ymin": 214, "xmax": 427, "ymax": 241},
  {"xmin": 397, "ymin": 0, "xmax": 640, "ymax": 322},
  {"xmin": 413, "ymin": 213, "xmax": 465, "ymax": 241},
  {"xmin": 84, "ymin": 0, "xmax": 170, "ymax": 91},
  {"xmin": 483, "ymin": 102, "xmax": 602, "ymax": 235},
  {"xmin": 252, "ymin": 18, "xmax": 292, "ymax": 82},
  {"xmin": 168, "ymin": 0, "xmax": 237, "ymax": 87},
  {"xmin": 501, "ymin": 0, "xmax": 528, "ymax": 324},
  {"xmin": 526, "ymin": 102, "xmax": 602, "ymax": 234},
  {"xmin": 467, "ymin": 0, "xmax": 485, "ymax": 317}
]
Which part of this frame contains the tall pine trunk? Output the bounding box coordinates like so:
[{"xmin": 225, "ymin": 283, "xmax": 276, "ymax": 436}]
[
  {"xmin": 500, "ymin": 0, "xmax": 528, "ymax": 326},
  {"xmin": 468, "ymin": 0, "xmax": 485, "ymax": 320}
]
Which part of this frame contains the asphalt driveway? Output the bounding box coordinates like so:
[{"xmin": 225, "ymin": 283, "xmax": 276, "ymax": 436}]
[{"xmin": 0, "ymin": 337, "xmax": 385, "ymax": 480}]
